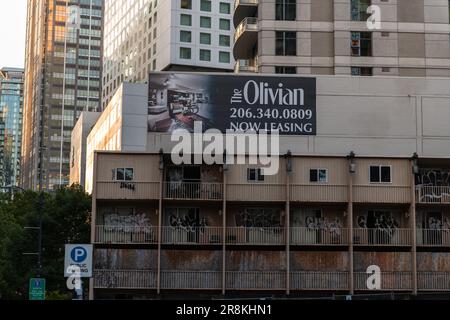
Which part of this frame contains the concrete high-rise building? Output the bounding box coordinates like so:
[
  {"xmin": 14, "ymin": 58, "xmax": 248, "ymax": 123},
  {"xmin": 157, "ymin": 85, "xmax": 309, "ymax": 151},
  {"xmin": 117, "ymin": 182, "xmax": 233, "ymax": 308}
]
[
  {"xmin": 0, "ymin": 68, "xmax": 24, "ymax": 188},
  {"xmin": 102, "ymin": 0, "xmax": 235, "ymax": 109},
  {"xmin": 233, "ymin": 0, "xmax": 450, "ymax": 76},
  {"xmin": 21, "ymin": 0, "xmax": 103, "ymax": 190}
]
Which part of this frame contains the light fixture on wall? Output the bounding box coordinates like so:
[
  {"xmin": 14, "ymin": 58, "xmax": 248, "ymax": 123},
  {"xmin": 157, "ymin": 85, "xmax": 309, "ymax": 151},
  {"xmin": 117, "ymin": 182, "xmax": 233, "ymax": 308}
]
[
  {"xmin": 347, "ymin": 151, "xmax": 356, "ymax": 174},
  {"xmin": 286, "ymin": 150, "xmax": 292, "ymax": 173},
  {"xmin": 412, "ymin": 152, "xmax": 419, "ymax": 175},
  {"xmin": 159, "ymin": 149, "xmax": 164, "ymax": 170}
]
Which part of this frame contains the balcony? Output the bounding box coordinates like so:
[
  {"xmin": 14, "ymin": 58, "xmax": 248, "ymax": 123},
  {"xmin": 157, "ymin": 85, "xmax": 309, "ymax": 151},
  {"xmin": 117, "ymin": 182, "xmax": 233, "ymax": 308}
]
[
  {"xmin": 353, "ymin": 185, "xmax": 411, "ymax": 204},
  {"xmin": 234, "ymin": 0, "xmax": 259, "ymax": 28},
  {"xmin": 226, "ymin": 227, "xmax": 285, "ymax": 245},
  {"xmin": 416, "ymin": 186, "xmax": 450, "ymax": 204},
  {"xmin": 233, "ymin": 17, "xmax": 258, "ymax": 60},
  {"xmin": 418, "ymin": 272, "xmax": 450, "ymax": 291},
  {"xmin": 162, "ymin": 227, "xmax": 223, "ymax": 245},
  {"xmin": 235, "ymin": 59, "xmax": 258, "ymax": 73},
  {"xmin": 353, "ymin": 229, "xmax": 412, "ymax": 246},
  {"xmin": 161, "ymin": 271, "xmax": 222, "ymax": 290},
  {"xmin": 417, "ymin": 229, "xmax": 450, "ymax": 247},
  {"xmin": 94, "ymin": 269, "xmax": 157, "ymax": 289},
  {"xmin": 290, "ymin": 228, "xmax": 350, "ymax": 246},
  {"xmin": 96, "ymin": 182, "xmax": 160, "ymax": 200},
  {"xmin": 164, "ymin": 182, "xmax": 223, "ymax": 201},
  {"xmin": 291, "ymin": 185, "xmax": 348, "ymax": 203},
  {"xmin": 290, "ymin": 272, "xmax": 350, "ymax": 291},
  {"xmin": 354, "ymin": 272, "xmax": 412, "ymax": 291},
  {"xmin": 226, "ymin": 271, "xmax": 286, "ymax": 290},
  {"xmin": 95, "ymin": 225, "xmax": 158, "ymax": 244},
  {"xmin": 227, "ymin": 184, "xmax": 286, "ymax": 202}
]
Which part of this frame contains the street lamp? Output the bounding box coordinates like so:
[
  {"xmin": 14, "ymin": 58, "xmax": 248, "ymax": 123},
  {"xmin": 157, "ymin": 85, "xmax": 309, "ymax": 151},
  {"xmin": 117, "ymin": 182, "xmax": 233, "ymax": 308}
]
[{"xmin": 347, "ymin": 151, "xmax": 356, "ymax": 174}]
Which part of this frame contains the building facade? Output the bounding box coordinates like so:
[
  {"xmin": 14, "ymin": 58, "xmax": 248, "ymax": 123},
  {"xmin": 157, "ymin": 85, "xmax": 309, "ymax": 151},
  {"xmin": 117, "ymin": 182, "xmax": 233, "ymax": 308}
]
[
  {"xmin": 102, "ymin": 0, "xmax": 235, "ymax": 109},
  {"xmin": 0, "ymin": 68, "xmax": 24, "ymax": 188},
  {"xmin": 21, "ymin": 0, "xmax": 103, "ymax": 190},
  {"xmin": 233, "ymin": 0, "xmax": 450, "ymax": 76}
]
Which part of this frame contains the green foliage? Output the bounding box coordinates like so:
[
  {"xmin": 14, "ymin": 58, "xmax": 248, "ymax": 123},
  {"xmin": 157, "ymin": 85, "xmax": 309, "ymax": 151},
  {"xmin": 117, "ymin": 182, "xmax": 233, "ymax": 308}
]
[{"xmin": 0, "ymin": 185, "xmax": 91, "ymax": 300}]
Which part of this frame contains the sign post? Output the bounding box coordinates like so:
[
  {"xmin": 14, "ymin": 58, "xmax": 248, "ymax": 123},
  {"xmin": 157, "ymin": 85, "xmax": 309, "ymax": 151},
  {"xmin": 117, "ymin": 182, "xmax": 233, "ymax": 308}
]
[{"xmin": 29, "ymin": 278, "xmax": 46, "ymax": 301}]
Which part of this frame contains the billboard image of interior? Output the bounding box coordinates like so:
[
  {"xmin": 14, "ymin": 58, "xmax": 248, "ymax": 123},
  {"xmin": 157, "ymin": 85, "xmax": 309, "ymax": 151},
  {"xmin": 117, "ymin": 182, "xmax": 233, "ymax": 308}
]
[{"xmin": 148, "ymin": 72, "xmax": 317, "ymax": 135}]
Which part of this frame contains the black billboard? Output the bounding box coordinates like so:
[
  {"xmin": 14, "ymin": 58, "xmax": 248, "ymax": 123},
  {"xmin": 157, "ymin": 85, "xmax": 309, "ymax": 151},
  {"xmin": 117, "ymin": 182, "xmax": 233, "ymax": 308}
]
[{"xmin": 148, "ymin": 72, "xmax": 316, "ymax": 135}]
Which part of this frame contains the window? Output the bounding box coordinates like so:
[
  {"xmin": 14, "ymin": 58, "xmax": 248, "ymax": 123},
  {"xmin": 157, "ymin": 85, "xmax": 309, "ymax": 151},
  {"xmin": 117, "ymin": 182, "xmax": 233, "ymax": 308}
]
[
  {"xmin": 115, "ymin": 168, "xmax": 134, "ymax": 181},
  {"xmin": 275, "ymin": 66, "xmax": 296, "ymax": 74},
  {"xmin": 180, "ymin": 14, "xmax": 192, "ymax": 26},
  {"xmin": 199, "ymin": 49, "xmax": 211, "ymax": 61},
  {"xmin": 220, "ymin": 2, "xmax": 231, "ymax": 14},
  {"xmin": 219, "ymin": 19, "xmax": 230, "ymax": 30},
  {"xmin": 248, "ymin": 168, "xmax": 264, "ymax": 182},
  {"xmin": 351, "ymin": 67, "xmax": 373, "ymax": 76},
  {"xmin": 219, "ymin": 51, "xmax": 230, "ymax": 63},
  {"xmin": 200, "ymin": 0, "xmax": 211, "ymax": 12},
  {"xmin": 219, "ymin": 34, "xmax": 230, "ymax": 47},
  {"xmin": 200, "ymin": 32, "xmax": 211, "ymax": 45},
  {"xmin": 351, "ymin": 0, "xmax": 371, "ymax": 21},
  {"xmin": 370, "ymin": 166, "xmax": 392, "ymax": 183},
  {"xmin": 180, "ymin": 47, "xmax": 191, "ymax": 59},
  {"xmin": 351, "ymin": 32, "xmax": 372, "ymax": 56},
  {"xmin": 276, "ymin": 31, "xmax": 297, "ymax": 56},
  {"xmin": 180, "ymin": 30, "xmax": 192, "ymax": 42},
  {"xmin": 200, "ymin": 16, "xmax": 211, "ymax": 28},
  {"xmin": 276, "ymin": 0, "xmax": 296, "ymax": 21},
  {"xmin": 181, "ymin": 0, "xmax": 191, "ymax": 9},
  {"xmin": 310, "ymin": 169, "xmax": 328, "ymax": 183}
]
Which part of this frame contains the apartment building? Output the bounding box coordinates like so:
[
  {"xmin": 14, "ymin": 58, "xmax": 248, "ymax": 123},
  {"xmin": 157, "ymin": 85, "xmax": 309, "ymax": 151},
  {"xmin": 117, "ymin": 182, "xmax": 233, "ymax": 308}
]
[
  {"xmin": 102, "ymin": 0, "xmax": 235, "ymax": 109},
  {"xmin": 233, "ymin": 0, "xmax": 450, "ymax": 76},
  {"xmin": 21, "ymin": 0, "xmax": 103, "ymax": 190},
  {"xmin": 85, "ymin": 73, "xmax": 450, "ymax": 299}
]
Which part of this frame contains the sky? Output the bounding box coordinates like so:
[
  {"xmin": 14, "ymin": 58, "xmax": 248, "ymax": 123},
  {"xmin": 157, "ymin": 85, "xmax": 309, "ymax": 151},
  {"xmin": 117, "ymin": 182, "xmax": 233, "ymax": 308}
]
[{"xmin": 0, "ymin": 0, "xmax": 27, "ymax": 69}]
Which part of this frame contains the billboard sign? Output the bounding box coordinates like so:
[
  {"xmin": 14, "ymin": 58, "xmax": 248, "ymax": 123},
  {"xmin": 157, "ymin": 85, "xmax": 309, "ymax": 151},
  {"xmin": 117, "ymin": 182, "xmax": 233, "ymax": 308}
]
[{"xmin": 148, "ymin": 73, "xmax": 316, "ymax": 136}]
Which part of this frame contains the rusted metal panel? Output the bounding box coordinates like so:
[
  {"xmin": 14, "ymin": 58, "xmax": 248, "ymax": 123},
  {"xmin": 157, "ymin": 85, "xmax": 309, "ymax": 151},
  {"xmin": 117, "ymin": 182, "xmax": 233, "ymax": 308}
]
[
  {"xmin": 161, "ymin": 250, "xmax": 222, "ymax": 271},
  {"xmin": 353, "ymin": 252, "xmax": 411, "ymax": 272},
  {"xmin": 94, "ymin": 249, "xmax": 157, "ymax": 269},
  {"xmin": 226, "ymin": 251, "xmax": 286, "ymax": 271},
  {"xmin": 417, "ymin": 253, "xmax": 450, "ymax": 272},
  {"xmin": 290, "ymin": 252, "xmax": 349, "ymax": 271}
]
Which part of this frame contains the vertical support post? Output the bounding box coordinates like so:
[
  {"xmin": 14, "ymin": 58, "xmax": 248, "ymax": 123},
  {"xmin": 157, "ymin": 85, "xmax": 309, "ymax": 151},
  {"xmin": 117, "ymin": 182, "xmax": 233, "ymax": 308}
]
[
  {"xmin": 89, "ymin": 152, "xmax": 98, "ymax": 300},
  {"xmin": 222, "ymin": 166, "xmax": 227, "ymax": 296},
  {"xmin": 411, "ymin": 156, "xmax": 418, "ymax": 295},
  {"xmin": 157, "ymin": 153, "xmax": 164, "ymax": 295},
  {"xmin": 285, "ymin": 152, "xmax": 292, "ymax": 296},
  {"xmin": 347, "ymin": 152, "xmax": 355, "ymax": 295}
]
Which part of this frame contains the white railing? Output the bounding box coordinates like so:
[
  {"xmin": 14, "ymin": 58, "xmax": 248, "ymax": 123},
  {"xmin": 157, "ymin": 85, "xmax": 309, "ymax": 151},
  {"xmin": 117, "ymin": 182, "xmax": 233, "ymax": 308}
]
[
  {"xmin": 418, "ymin": 272, "xmax": 450, "ymax": 291},
  {"xmin": 95, "ymin": 225, "xmax": 158, "ymax": 244},
  {"xmin": 96, "ymin": 182, "xmax": 160, "ymax": 200},
  {"xmin": 235, "ymin": 59, "xmax": 258, "ymax": 73},
  {"xmin": 161, "ymin": 271, "xmax": 222, "ymax": 290},
  {"xmin": 226, "ymin": 227, "xmax": 285, "ymax": 245},
  {"xmin": 353, "ymin": 228, "xmax": 412, "ymax": 246},
  {"xmin": 235, "ymin": 17, "xmax": 258, "ymax": 41},
  {"xmin": 291, "ymin": 272, "xmax": 350, "ymax": 290},
  {"xmin": 94, "ymin": 270, "xmax": 157, "ymax": 289},
  {"xmin": 416, "ymin": 186, "xmax": 450, "ymax": 203},
  {"xmin": 353, "ymin": 185, "xmax": 411, "ymax": 203},
  {"xmin": 291, "ymin": 228, "xmax": 349, "ymax": 246},
  {"xmin": 226, "ymin": 271, "xmax": 286, "ymax": 290},
  {"xmin": 162, "ymin": 227, "xmax": 222, "ymax": 245},
  {"xmin": 354, "ymin": 272, "xmax": 412, "ymax": 291},
  {"xmin": 291, "ymin": 185, "xmax": 348, "ymax": 203},
  {"xmin": 227, "ymin": 184, "xmax": 286, "ymax": 201},
  {"xmin": 417, "ymin": 229, "xmax": 450, "ymax": 246},
  {"xmin": 235, "ymin": 0, "xmax": 258, "ymax": 9},
  {"xmin": 164, "ymin": 182, "xmax": 223, "ymax": 200}
]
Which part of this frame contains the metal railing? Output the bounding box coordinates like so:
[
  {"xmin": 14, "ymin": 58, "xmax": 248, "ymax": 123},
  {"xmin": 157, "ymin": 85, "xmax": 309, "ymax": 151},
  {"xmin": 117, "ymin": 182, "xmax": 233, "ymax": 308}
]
[
  {"xmin": 354, "ymin": 272, "xmax": 412, "ymax": 291},
  {"xmin": 162, "ymin": 227, "xmax": 223, "ymax": 245},
  {"xmin": 418, "ymin": 272, "xmax": 450, "ymax": 291},
  {"xmin": 161, "ymin": 271, "xmax": 222, "ymax": 290},
  {"xmin": 226, "ymin": 227, "xmax": 285, "ymax": 245},
  {"xmin": 291, "ymin": 228, "xmax": 349, "ymax": 246},
  {"xmin": 353, "ymin": 185, "xmax": 411, "ymax": 203},
  {"xmin": 227, "ymin": 184, "xmax": 286, "ymax": 201},
  {"xmin": 416, "ymin": 229, "xmax": 450, "ymax": 246},
  {"xmin": 93, "ymin": 270, "xmax": 157, "ymax": 289},
  {"xmin": 96, "ymin": 182, "xmax": 160, "ymax": 200},
  {"xmin": 291, "ymin": 185, "xmax": 348, "ymax": 203},
  {"xmin": 164, "ymin": 182, "xmax": 223, "ymax": 200},
  {"xmin": 235, "ymin": 17, "xmax": 258, "ymax": 42},
  {"xmin": 235, "ymin": 0, "xmax": 259, "ymax": 9},
  {"xmin": 235, "ymin": 59, "xmax": 258, "ymax": 73},
  {"xmin": 95, "ymin": 225, "xmax": 158, "ymax": 244},
  {"xmin": 416, "ymin": 186, "xmax": 450, "ymax": 203},
  {"xmin": 353, "ymin": 228, "xmax": 412, "ymax": 246},
  {"xmin": 291, "ymin": 272, "xmax": 350, "ymax": 291},
  {"xmin": 226, "ymin": 271, "xmax": 286, "ymax": 290}
]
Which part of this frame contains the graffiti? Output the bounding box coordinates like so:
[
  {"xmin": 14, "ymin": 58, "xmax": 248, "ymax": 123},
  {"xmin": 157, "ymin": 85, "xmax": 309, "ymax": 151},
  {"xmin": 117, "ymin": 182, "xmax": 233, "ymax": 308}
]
[
  {"xmin": 235, "ymin": 209, "xmax": 282, "ymax": 231},
  {"xmin": 305, "ymin": 216, "xmax": 343, "ymax": 236},
  {"xmin": 169, "ymin": 215, "xmax": 208, "ymax": 233},
  {"xmin": 427, "ymin": 217, "xmax": 450, "ymax": 230},
  {"xmin": 104, "ymin": 213, "xmax": 152, "ymax": 233},
  {"xmin": 417, "ymin": 169, "xmax": 450, "ymax": 201},
  {"xmin": 120, "ymin": 182, "xmax": 136, "ymax": 191}
]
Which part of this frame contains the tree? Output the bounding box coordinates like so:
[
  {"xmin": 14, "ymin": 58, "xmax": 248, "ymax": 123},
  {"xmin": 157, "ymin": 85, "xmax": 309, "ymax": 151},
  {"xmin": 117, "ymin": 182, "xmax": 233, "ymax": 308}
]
[{"xmin": 0, "ymin": 185, "xmax": 91, "ymax": 300}]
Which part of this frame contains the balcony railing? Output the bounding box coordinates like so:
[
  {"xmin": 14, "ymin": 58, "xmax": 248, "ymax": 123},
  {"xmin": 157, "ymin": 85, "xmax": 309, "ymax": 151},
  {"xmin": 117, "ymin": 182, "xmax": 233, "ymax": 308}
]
[
  {"xmin": 161, "ymin": 271, "xmax": 222, "ymax": 290},
  {"xmin": 235, "ymin": 59, "xmax": 258, "ymax": 73},
  {"xmin": 417, "ymin": 229, "xmax": 450, "ymax": 246},
  {"xmin": 226, "ymin": 271, "xmax": 286, "ymax": 290},
  {"xmin": 291, "ymin": 272, "xmax": 350, "ymax": 291},
  {"xmin": 291, "ymin": 185, "xmax": 348, "ymax": 203},
  {"xmin": 418, "ymin": 272, "xmax": 450, "ymax": 291},
  {"xmin": 226, "ymin": 227, "xmax": 285, "ymax": 245},
  {"xmin": 96, "ymin": 182, "xmax": 160, "ymax": 200},
  {"xmin": 353, "ymin": 185, "xmax": 411, "ymax": 203},
  {"xmin": 227, "ymin": 184, "xmax": 286, "ymax": 201},
  {"xmin": 353, "ymin": 228, "xmax": 412, "ymax": 246},
  {"xmin": 93, "ymin": 270, "xmax": 157, "ymax": 289},
  {"xmin": 416, "ymin": 186, "xmax": 450, "ymax": 203},
  {"xmin": 235, "ymin": 0, "xmax": 259, "ymax": 8},
  {"xmin": 234, "ymin": 17, "xmax": 258, "ymax": 42},
  {"xmin": 354, "ymin": 272, "xmax": 412, "ymax": 291},
  {"xmin": 95, "ymin": 225, "xmax": 158, "ymax": 244},
  {"xmin": 291, "ymin": 228, "xmax": 350, "ymax": 246},
  {"xmin": 162, "ymin": 227, "xmax": 223, "ymax": 245},
  {"xmin": 164, "ymin": 182, "xmax": 223, "ymax": 200}
]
